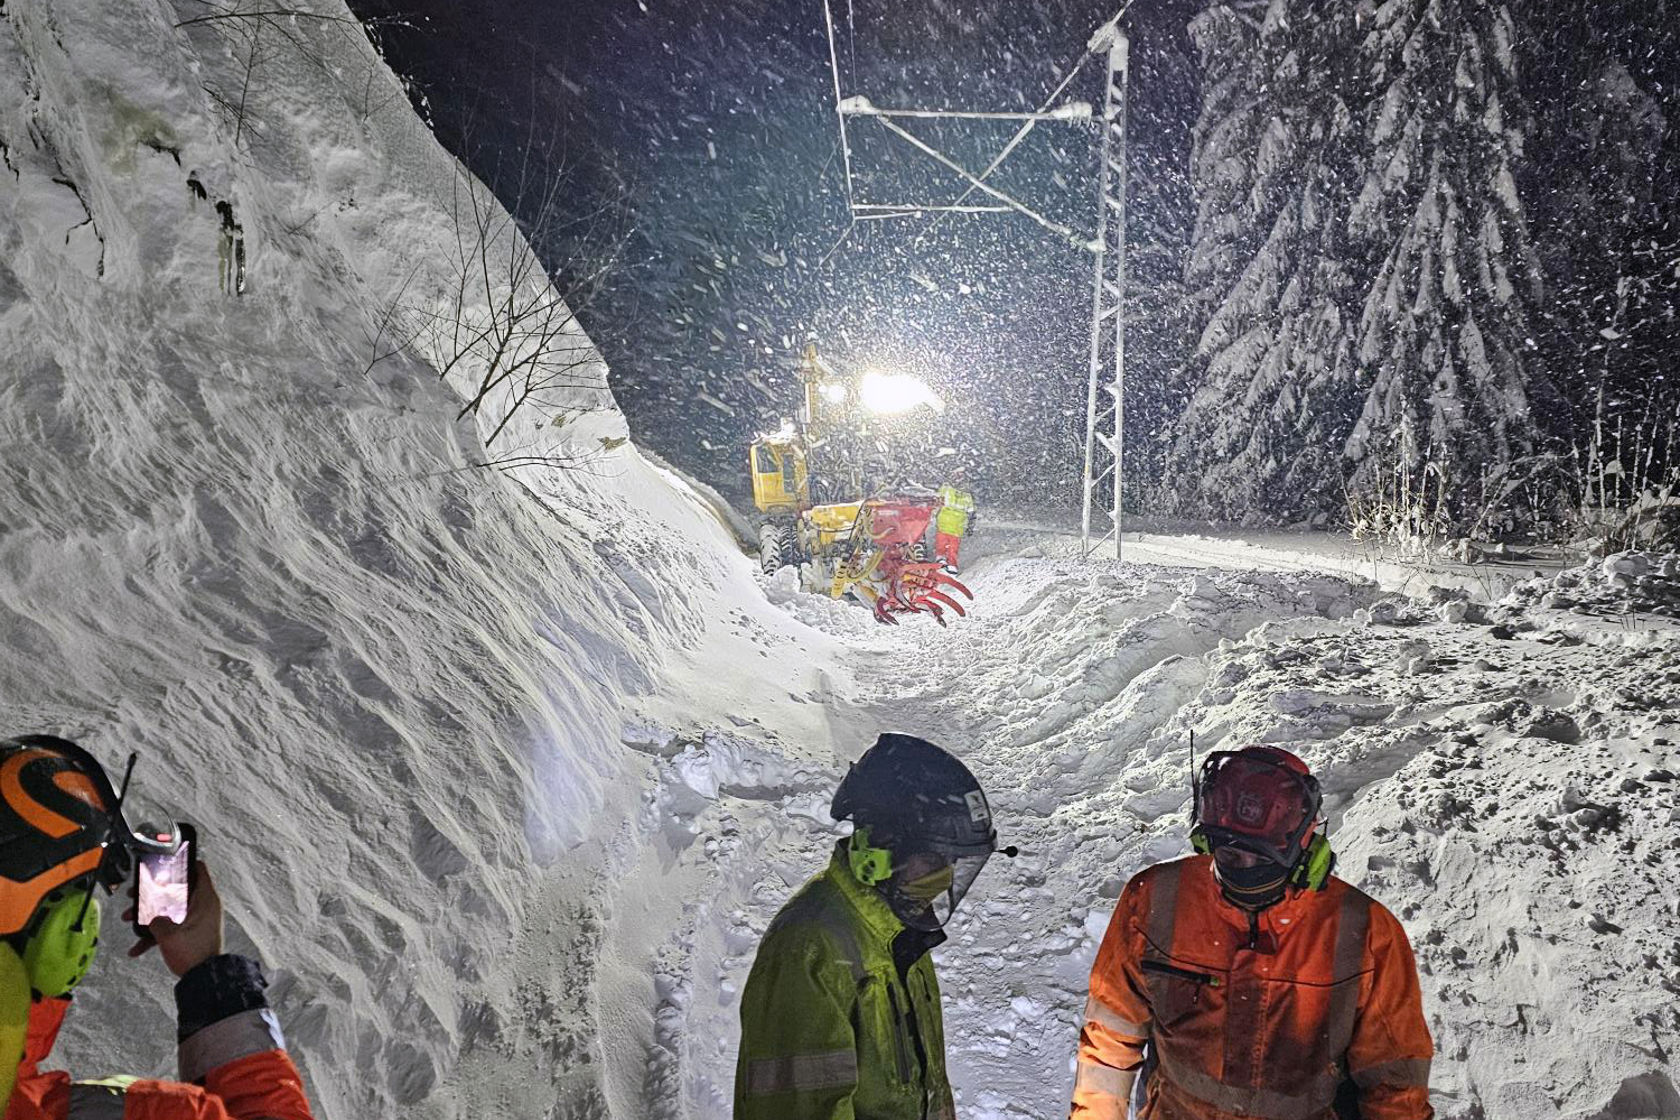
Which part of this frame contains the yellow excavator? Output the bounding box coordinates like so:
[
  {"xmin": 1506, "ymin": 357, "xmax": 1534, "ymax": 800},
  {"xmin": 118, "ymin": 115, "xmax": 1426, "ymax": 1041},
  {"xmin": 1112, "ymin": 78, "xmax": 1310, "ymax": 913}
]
[{"xmin": 747, "ymin": 342, "xmax": 972, "ymax": 624}]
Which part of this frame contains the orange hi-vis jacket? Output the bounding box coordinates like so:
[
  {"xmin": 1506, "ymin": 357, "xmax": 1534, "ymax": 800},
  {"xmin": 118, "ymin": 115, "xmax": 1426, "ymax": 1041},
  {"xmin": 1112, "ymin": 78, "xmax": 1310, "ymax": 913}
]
[
  {"xmin": 1073, "ymin": 855, "xmax": 1432, "ymax": 1120},
  {"xmin": 5, "ymin": 958, "xmax": 314, "ymax": 1120}
]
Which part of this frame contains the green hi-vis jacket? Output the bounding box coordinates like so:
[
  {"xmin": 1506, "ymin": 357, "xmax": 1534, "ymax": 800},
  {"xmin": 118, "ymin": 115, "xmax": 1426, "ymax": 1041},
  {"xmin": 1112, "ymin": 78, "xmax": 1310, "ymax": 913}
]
[
  {"xmin": 734, "ymin": 850, "xmax": 957, "ymax": 1120},
  {"xmin": 935, "ymin": 486, "xmax": 975, "ymax": 537}
]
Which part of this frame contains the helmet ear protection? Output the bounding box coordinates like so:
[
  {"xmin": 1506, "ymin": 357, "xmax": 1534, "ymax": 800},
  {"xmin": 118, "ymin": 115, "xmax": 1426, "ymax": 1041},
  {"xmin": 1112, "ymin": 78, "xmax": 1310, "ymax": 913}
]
[
  {"xmin": 0, "ymin": 887, "xmax": 98, "ymax": 1112},
  {"xmin": 19, "ymin": 887, "xmax": 102, "ymax": 998},
  {"xmin": 846, "ymin": 827, "xmax": 894, "ymax": 886},
  {"xmin": 1290, "ymin": 833, "xmax": 1336, "ymax": 892}
]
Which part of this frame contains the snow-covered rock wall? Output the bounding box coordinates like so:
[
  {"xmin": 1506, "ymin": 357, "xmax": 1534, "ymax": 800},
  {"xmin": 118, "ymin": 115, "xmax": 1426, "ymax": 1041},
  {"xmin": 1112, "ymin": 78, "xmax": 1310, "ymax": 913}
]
[{"xmin": 0, "ymin": 1, "xmax": 843, "ymax": 1116}]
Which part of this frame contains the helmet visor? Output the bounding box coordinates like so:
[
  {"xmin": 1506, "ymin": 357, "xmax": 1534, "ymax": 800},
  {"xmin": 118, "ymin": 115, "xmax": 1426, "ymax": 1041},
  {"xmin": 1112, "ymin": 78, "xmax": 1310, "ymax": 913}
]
[{"xmin": 884, "ymin": 849, "xmax": 992, "ymax": 931}]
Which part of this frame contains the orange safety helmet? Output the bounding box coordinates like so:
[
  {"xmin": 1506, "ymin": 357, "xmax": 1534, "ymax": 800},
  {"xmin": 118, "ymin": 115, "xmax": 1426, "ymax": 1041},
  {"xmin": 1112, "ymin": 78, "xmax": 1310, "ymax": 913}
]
[{"xmin": 0, "ymin": 735, "xmax": 131, "ymax": 937}]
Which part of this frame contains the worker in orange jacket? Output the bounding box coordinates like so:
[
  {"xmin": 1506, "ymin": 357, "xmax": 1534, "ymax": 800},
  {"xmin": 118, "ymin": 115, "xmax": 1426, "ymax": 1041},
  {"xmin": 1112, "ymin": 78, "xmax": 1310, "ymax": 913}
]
[
  {"xmin": 0, "ymin": 734, "xmax": 315, "ymax": 1119},
  {"xmin": 1071, "ymin": 745, "xmax": 1432, "ymax": 1120}
]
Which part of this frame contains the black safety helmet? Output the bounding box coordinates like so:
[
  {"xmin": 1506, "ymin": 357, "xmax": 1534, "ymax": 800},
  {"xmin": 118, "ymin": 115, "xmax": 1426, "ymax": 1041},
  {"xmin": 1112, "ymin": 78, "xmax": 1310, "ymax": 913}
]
[
  {"xmin": 831, "ymin": 733, "xmax": 996, "ymax": 857},
  {"xmin": 831, "ymin": 734, "xmax": 1001, "ymax": 930}
]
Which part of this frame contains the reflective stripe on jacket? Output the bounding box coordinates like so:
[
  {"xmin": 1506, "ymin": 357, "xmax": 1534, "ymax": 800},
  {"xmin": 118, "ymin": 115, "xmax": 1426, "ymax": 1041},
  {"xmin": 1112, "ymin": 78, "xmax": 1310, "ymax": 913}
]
[
  {"xmin": 1073, "ymin": 855, "xmax": 1433, "ymax": 1120},
  {"xmin": 735, "ymin": 850, "xmax": 955, "ymax": 1120},
  {"xmin": 935, "ymin": 487, "xmax": 974, "ymax": 537},
  {"xmin": 6, "ymin": 988, "xmax": 314, "ymax": 1120}
]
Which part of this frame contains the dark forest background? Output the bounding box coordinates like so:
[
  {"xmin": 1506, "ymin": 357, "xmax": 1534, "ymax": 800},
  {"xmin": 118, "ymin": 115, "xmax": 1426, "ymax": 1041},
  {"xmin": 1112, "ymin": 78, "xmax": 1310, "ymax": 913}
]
[{"xmin": 348, "ymin": 0, "xmax": 1679, "ymax": 542}]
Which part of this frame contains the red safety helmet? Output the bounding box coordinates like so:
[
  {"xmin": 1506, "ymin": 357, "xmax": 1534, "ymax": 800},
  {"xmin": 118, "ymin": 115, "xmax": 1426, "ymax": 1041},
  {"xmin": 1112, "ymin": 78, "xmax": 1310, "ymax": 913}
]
[{"xmin": 1192, "ymin": 746, "xmax": 1323, "ymax": 869}]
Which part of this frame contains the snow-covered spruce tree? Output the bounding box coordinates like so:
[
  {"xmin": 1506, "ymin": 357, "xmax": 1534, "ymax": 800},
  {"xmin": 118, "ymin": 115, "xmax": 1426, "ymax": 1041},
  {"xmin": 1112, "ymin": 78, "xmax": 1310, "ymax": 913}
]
[
  {"xmin": 1178, "ymin": 7, "xmax": 1262, "ymax": 330},
  {"xmin": 1165, "ymin": 0, "xmax": 1366, "ymax": 525},
  {"xmin": 1343, "ymin": 0, "xmax": 1563, "ymax": 539},
  {"xmin": 1156, "ymin": 4, "xmax": 1260, "ymax": 519}
]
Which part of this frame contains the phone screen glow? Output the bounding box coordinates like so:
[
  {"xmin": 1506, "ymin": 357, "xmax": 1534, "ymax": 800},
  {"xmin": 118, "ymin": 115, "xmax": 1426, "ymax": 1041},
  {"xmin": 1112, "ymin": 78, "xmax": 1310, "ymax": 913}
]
[{"xmin": 137, "ymin": 841, "xmax": 191, "ymax": 926}]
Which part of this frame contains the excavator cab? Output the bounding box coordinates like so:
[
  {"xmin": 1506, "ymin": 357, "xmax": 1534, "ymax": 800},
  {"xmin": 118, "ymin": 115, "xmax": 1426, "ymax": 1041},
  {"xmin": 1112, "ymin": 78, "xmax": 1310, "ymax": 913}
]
[{"xmin": 749, "ymin": 431, "xmax": 809, "ymax": 514}]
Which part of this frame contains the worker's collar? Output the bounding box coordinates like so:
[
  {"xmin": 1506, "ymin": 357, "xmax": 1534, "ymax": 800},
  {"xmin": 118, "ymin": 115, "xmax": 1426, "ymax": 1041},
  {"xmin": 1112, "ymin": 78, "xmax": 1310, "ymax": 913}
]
[
  {"xmin": 892, "ymin": 926, "xmax": 945, "ymax": 981},
  {"xmin": 827, "ymin": 846, "xmax": 909, "ymax": 942},
  {"xmin": 22, "ymin": 997, "xmax": 69, "ymax": 1075},
  {"xmin": 1195, "ymin": 852, "xmax": 1318, "ymax": 924}
]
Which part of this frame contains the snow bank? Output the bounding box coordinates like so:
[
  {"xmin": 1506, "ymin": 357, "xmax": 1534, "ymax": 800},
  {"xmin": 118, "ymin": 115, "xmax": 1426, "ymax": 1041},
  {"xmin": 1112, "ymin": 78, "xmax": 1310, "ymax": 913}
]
[
  {"xmin": 0, "ymin": 1, "xmax": 840, "ymax": 1115},
  {"xmin": 1503, "ymin": 550, "xmax": 1680, "ymax": 622}
]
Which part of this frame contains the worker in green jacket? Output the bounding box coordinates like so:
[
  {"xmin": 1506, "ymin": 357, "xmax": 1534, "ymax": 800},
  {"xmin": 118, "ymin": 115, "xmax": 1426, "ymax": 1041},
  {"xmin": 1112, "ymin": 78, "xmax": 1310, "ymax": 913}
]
[
  {"xmin": 934, "ymin": 476, "xmax": 976, "ymax": 573},
  {"xmin": 734, "ymin": 733, "xmax": 1008, "ymax": 1120}
]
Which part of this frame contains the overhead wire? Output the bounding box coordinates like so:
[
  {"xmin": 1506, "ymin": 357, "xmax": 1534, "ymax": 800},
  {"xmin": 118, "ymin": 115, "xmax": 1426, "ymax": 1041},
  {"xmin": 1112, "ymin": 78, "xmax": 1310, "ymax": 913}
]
[
  {"xmin": 872, "ymin": 115, "xmax": 1085, "ymax": 245},
  {"xmin": 917, "ymin": 0, "xmax": 1135, "ymax": 246}
]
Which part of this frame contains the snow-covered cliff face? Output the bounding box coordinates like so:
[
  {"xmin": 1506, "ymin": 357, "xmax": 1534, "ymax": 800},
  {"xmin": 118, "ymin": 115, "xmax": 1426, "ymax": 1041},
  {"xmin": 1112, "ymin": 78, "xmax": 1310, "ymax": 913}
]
[{"xmin": 0, "ymin": 2, "xmax": 843, "ymax": 1116}]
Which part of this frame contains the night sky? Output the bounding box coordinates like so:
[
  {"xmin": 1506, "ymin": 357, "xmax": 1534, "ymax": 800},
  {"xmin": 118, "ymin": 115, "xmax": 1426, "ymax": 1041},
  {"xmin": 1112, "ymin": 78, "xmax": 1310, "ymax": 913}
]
[{"xmin": 347, "ymin": 0, "xmax": 1201, "ymax": 507}]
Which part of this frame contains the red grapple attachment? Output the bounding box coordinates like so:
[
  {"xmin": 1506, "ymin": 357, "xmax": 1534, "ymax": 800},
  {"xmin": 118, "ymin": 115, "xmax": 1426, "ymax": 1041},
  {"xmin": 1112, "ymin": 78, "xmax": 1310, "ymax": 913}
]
[{"xmin": 830, "ymin": 498, "xmax": 978, "ymax": 625}]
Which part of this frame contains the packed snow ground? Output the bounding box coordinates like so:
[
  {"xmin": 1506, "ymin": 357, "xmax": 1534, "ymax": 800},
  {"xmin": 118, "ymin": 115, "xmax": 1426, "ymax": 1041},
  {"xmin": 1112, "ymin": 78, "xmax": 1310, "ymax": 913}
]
[
  {"xmin": 3, "ymin": 2, "xmax": 1678, "ymax": 1120},
  {"xmin": 659, "ymin": 546, "xmax": 1680, "ymax": 1120}
]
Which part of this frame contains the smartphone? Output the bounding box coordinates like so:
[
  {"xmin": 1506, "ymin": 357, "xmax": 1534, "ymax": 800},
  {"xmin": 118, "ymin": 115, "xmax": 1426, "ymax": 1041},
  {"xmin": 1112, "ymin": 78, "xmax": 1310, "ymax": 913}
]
[{"xmin": 133, "ymin": 822, "xmax": 196, "ymax": 937}]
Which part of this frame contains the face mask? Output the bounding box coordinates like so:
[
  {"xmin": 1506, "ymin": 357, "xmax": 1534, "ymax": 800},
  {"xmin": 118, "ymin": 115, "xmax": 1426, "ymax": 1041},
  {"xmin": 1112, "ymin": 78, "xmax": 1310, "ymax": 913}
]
[
  {"xmin": 881, "ymin": 850, "xmax": 992, "ymax": 931},
  {"xmin": 1213, "ymin": 849, "xmax": 1290, "ymax": 909},
  {"xmin": 899, "ymin": 863, "xmax": 954, "ymax": 903}
]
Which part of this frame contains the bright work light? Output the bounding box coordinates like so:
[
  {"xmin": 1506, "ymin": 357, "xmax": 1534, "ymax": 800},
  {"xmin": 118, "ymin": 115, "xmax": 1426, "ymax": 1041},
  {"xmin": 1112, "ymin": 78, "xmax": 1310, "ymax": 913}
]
[{"xmin": 860, "ymin": 371, "xmax": 944, "ymax": 415}]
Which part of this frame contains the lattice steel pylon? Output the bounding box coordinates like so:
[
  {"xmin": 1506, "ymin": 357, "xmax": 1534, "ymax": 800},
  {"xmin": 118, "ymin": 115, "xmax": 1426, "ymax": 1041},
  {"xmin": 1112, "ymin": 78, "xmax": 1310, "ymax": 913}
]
[
  {"xmin": 1081, "ymin": 29, "xmax": 1129, "ymax": 562},
  {"xmin": 819, "ymin": 4, "xmax": 1133, "ymax": 558}
]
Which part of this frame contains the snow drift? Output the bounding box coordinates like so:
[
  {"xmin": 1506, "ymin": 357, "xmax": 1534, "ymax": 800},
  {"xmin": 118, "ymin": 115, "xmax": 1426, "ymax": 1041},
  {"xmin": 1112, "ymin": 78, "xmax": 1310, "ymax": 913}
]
[{"xmin": 0, "ymin": 1, "xmax": 841, "ymax": 1116}]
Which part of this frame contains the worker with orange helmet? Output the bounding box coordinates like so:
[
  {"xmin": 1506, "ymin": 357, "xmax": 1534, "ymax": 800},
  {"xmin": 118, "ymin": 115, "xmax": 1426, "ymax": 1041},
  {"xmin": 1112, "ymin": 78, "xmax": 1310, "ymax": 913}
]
[
  {"xmin": 1070, "ymin": 745, "xmax": 1433, "ymax": 1120},
  {"xmin": 0, "ymin": 734, "xmax": 315, "ymax": 1119}
]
